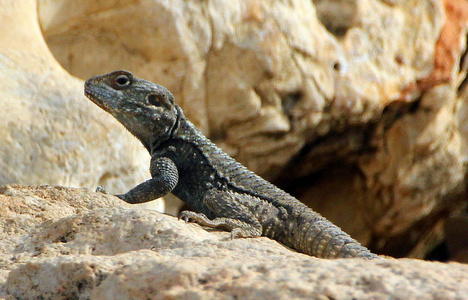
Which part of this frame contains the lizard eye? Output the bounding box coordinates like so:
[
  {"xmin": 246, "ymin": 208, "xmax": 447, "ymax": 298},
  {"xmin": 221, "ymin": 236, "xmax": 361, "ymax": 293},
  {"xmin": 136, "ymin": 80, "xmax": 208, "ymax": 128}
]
[
  {"xmin": 147, "ymin": 94, "xmax": 162, "ymax": 107},
  {"xmin": 114, "ymin": 75, "xmax": 130, "ymax": 87}
]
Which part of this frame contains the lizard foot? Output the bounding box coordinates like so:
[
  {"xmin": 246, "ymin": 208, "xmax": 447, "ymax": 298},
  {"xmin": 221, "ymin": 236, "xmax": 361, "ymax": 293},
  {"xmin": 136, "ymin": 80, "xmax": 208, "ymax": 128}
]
[
  {"xmin": 178, "ymin": 210, "xmax": 261, "ymax": 239},
  {"xmin": 231, "ymin": 228, "xmax": 243, "ymax": 240},
  {"xmin": 178, "ymin": 210, "xmax": 208, "ymax": 223},
  {"xmin": 95, "ymin": 186, "xmax": 126, "ymax": 202}
]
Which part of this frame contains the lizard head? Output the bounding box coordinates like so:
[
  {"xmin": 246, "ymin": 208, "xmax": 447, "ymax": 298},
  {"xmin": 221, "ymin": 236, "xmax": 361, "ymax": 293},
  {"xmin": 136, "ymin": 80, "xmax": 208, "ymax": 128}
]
[{"xmin": 84, "ymin": 70, "xmax": 179, "ymax": 151}]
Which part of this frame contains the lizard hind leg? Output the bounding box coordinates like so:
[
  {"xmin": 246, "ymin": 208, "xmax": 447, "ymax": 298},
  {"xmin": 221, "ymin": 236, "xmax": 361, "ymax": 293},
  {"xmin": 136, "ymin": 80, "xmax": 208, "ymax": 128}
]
[{"xmin": 179, "ymin": 189, "xmax": 262, "ymax": 239}]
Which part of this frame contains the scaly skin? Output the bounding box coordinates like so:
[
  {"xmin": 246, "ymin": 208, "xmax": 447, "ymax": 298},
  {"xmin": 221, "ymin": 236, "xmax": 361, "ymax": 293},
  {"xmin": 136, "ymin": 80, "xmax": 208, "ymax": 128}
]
[{"xmin": 84, "ymin": 70, "xmax": 379, "ymax": 259}]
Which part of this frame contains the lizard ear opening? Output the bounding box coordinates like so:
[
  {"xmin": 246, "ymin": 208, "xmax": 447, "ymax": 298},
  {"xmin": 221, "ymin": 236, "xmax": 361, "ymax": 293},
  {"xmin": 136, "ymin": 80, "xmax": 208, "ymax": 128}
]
[{"xmin": 147, "ymin": 94, "xmax": 162, "ymax": 107}]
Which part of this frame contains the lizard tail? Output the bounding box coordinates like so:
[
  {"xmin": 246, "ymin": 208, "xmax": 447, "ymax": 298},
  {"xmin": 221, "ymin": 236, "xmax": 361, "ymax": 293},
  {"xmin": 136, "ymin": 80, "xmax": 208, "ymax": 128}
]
[{"xmin": 286, "ymin": 210, "xmax": 379, "ymax": 259}]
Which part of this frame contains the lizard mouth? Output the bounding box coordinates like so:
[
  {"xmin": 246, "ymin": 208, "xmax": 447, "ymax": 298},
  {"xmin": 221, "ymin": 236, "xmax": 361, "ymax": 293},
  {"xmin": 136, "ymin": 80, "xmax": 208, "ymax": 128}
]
[
  {"xmin": 84, "ymin": 82, "xmax": 111, "ymax": 112},
  {"xmin": 84, "ymin": 81, "xmax": 98, "ymax": 101}
]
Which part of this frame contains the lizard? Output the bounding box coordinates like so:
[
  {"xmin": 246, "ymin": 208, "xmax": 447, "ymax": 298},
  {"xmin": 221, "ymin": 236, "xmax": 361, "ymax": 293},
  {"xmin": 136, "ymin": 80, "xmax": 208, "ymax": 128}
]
[{"xmin": 84, "ymin": 70, "xmax": 379, "ymax": 259}]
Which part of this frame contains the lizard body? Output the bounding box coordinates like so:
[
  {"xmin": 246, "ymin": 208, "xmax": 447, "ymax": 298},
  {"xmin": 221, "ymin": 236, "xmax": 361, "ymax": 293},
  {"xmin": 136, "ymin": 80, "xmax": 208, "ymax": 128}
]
[{"xmin": 84, "ymin": 70, "xmax": 378, "ymax": 259}]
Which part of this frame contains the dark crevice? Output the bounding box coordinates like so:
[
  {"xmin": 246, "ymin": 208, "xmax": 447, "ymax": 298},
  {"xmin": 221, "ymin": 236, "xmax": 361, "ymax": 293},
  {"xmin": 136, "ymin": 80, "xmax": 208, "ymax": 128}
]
[
  {"xmin": 425, "ymin": 242, "xmax": 450, "ymax": 261},
  {"xmin": 408, "ymin": 97, "xmax": 421, "ymax": 113},
  {"xmin": 274, "ymin": 122, "xmax": 378, "ymax": 188},
  {"xmin": 208, "ymin": 127, "xmax": 227, "ymax": 143},
  {"xmin": 332, "ymin": 62, "xmax": 341, "ymax": 71},
  {"xmin": 54, "ymin": 231, "xmax": 75, "ymax": 243},
  {"xmin": 368, "ymin": 180, "xmax": 466, "ymax": 259},
  {"xmin": 457, "ymin": 38, "xmax": 468, "ymax": 94},
  {"xmin": 276, "ymin": 94, "xmax": 424, "ymax": 190},
  {"xmin": 277, "ymin": 161, "xmax": 360, "ymax": 198},
  {"xmin": 323, "ymin": 26, "xmax": 350, "ymax": 37},
  {"xmin": 458, "ymin": 74, "xmax": 468, "ymax": 95},
  {"xmin": 312, "ymin": 0, "xmax": 358, "ymax": 38},
  {"xmin": 276, "ymin": 165, "xmax": 323, "ymax": 195},
  {"xmin": 368, "ymin": 208, "xmax": 453, "ymax": 258},
  {"xmin": 281, "ymin": 91, "xmax": 303, "ymax": 120},
  {"xmin": 394, "ymin": 55, "xmax": 404, "ymax": 65},
  {"xmin": 381, "ymin": 96, "xmax": 422, "ymax": 132}
]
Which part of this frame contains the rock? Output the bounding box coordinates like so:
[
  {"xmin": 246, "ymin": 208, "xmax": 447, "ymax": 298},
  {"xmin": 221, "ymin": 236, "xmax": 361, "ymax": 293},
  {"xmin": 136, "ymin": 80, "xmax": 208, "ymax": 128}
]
[
  {"xmin": 0, "ymin": 0, "xmax": 163, "ymax": 211},
  {"xmin": 287, "ymin": 0, "xmax": 468, "ymax": 258},
  {"xmin": 1, "ymin": 0, "xmax": 467, "ymax": 259},
  {"xmin": 7, "ymin": 251, "xmax": 468, "ymax": 300},
  {"xmin": 2, "ymin": 185, "xmax": 468, "ymax": 299},
  {"xmin": 38, "ymin": 0, "xmax": 448, "ymax": 177}
]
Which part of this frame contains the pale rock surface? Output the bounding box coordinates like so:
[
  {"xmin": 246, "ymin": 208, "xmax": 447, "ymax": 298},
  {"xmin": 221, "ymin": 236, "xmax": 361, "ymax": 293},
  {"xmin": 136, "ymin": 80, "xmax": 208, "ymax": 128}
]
[
  {"xmin": 0, "ymin": 0, "xmax": 163, "ymax": 211},
  {"xmin": 0, "ymin": 0, "xmax": 467, "ymax": 260},
  {"xmin": 38, "ymin": 0, "xmax": 447, "ymax": 175},
  {"xmin": 2, "ymin": 185, "xmax": 468, "ymax": 299}
]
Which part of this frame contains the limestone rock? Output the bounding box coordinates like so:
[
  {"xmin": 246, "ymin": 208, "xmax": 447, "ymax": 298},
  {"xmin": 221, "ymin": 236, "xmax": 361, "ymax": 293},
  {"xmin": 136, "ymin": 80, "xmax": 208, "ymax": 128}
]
[
  {"xmin": 1, "ymin": 0, "xmax": 467, "ymax": 260},
  {"xmin": 2, "ymin": 185, "xmax": 468, "ymax": 299},
  {"xmin": 38, "ymin": 0, "xmax": 447, "ymax": 176},
  {"xmin": 0, "ymin": 0, "xmax": 163, "ymax": 211},
  {"xmin": 7, "ymin": 251, "xmax": 468, "ymax": 300}
]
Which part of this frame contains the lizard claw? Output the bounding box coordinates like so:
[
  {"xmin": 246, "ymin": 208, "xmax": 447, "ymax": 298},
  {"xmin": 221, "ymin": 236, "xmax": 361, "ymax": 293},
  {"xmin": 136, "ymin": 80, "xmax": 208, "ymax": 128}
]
[
  {"xmin": 95, "ymin": 186, "xmax": 126, "ymax": 202},
  {"xmin": 179, "ymin": 215, "xmax": 190, "ymax": 222},
  {"xmin": 230, "ymin": 228, "xmax": 241, "ymax": 240},
  {"xmin": 178, "ymin": 211, "xmax": 191, "ymax": 222}
]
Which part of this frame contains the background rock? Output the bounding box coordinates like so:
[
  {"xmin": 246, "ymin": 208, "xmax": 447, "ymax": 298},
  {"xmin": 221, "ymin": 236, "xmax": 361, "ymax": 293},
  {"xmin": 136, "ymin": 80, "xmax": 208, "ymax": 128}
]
[
  {"xmin": 0, "ymin": 0, "xmax": 467, "ymax": 259},
  {"xmin": 0, "ymin": 0, "xmax": 163, "ymax": 211},
  {"xmin": 2, "ymin": 185, "xmax": 468, "ymax": 299}
]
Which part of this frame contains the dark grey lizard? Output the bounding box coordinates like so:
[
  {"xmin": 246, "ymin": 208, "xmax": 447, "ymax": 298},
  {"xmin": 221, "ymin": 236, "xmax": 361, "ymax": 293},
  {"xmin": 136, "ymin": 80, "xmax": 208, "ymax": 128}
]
[{"xmin": 84, "ymin": 70, "xmax": 379, "ymax": 259}]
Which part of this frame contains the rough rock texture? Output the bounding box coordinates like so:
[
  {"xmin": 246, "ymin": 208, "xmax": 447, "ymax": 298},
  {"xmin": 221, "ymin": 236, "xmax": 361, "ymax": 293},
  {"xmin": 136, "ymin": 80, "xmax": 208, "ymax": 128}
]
[
  {"xmin": 2, "ymin": 185, "xmax": 468, "ymax": 299},
  {"xmin": 1, "ymin": 0, "xmax": 467, "ymax": 259}
]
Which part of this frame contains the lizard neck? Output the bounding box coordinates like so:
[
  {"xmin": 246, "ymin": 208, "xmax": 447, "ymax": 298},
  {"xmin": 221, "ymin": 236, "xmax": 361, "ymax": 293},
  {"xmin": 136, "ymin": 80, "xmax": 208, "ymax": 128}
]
[
  {"xmin": 115, "ymin": 114, "xmax": 154, "ymax": 152},
  {"xmin": 149, "ymin": 105, "xmax": 185, "ymax": 154},
  {"xmin": 169, "ymin": 106, "xmax": 206, "ymax": 144}
]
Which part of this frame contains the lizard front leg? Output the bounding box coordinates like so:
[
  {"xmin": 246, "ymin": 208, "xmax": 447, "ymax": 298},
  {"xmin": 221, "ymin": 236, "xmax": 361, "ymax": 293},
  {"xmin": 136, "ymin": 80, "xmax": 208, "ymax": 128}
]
[
  {"xmin": 180, "ymin": 189, "xmax": 262, "ymax": 238},
  {"xmin": 116, "ymin": 157, "xmax": 178, "ymax": 204}
]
